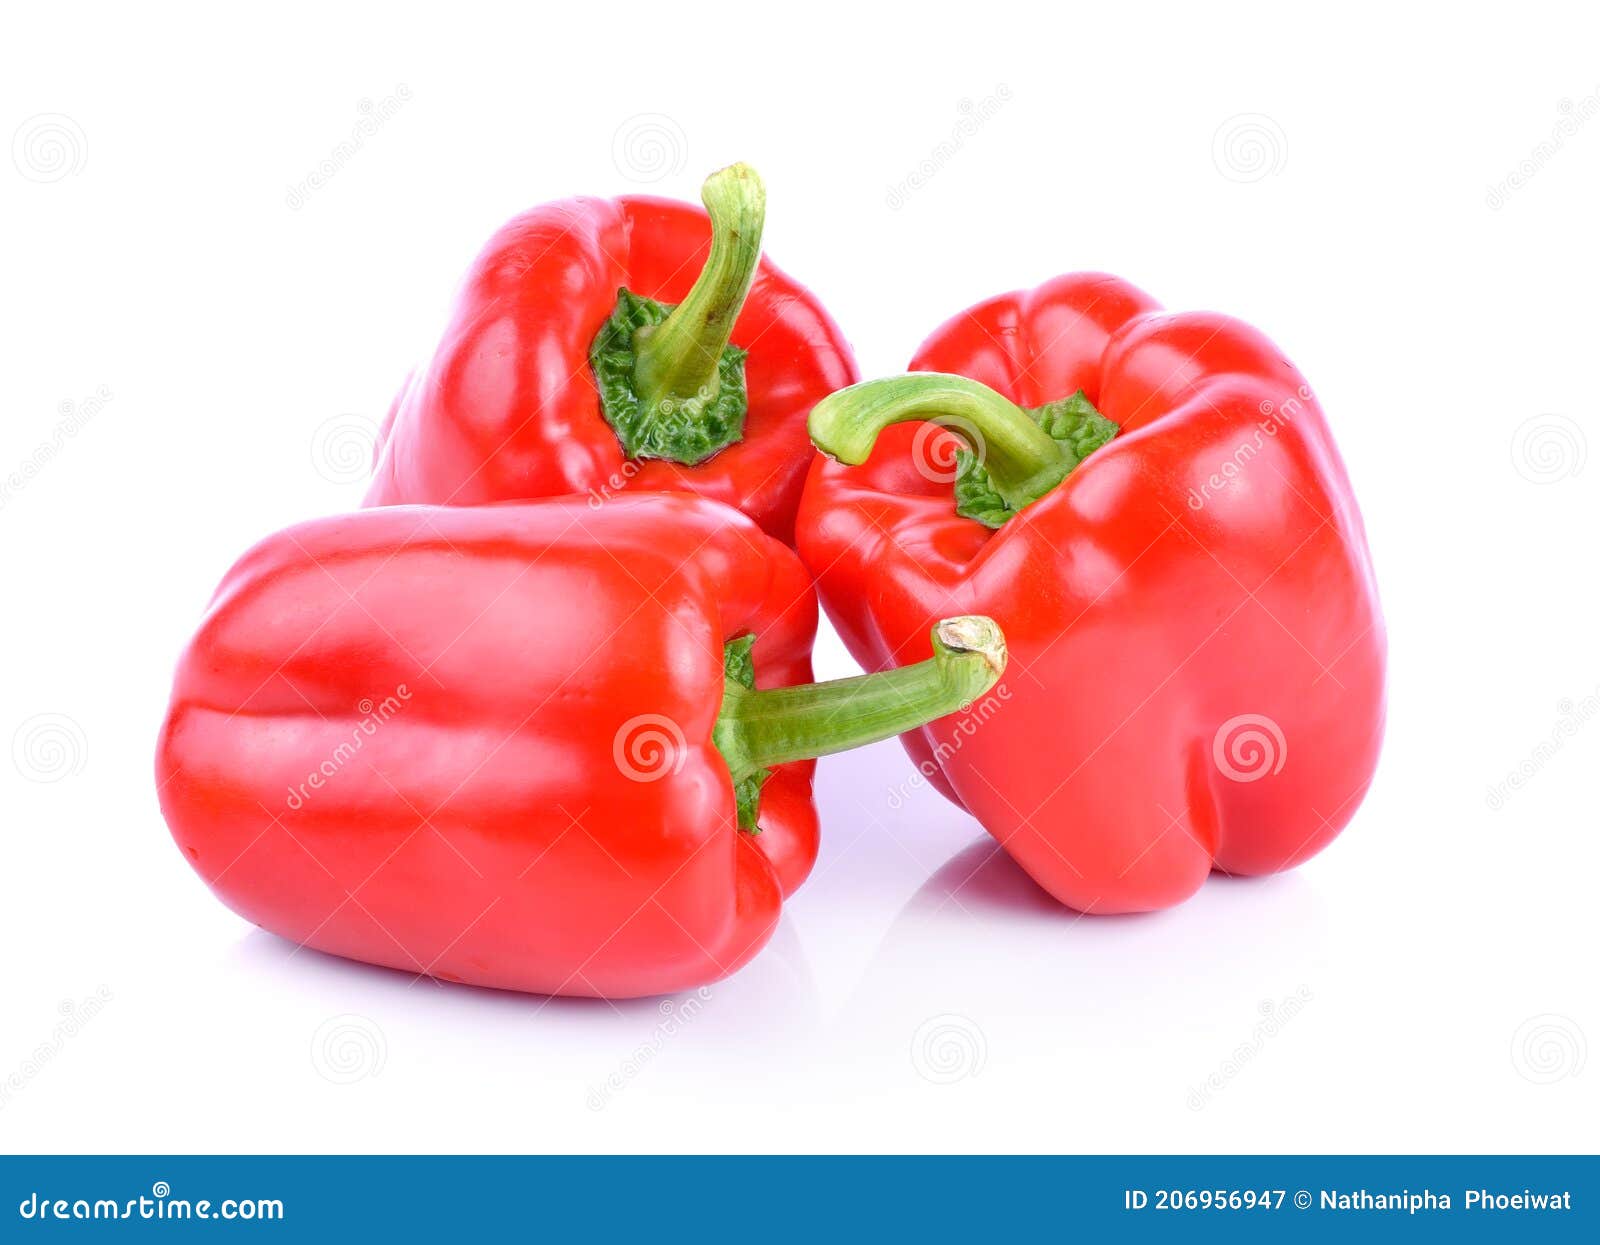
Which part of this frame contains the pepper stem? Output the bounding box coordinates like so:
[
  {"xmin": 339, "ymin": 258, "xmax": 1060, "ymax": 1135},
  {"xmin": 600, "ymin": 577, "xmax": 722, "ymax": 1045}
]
[
  {"xmin": 632, "ymin": 164, "xmax": 766, "ymax": 416},
  {"xmin": 809, "ymin": 373, "xmax": 1077, "ymax": 512},
  {"xmin": 714, "ymin": 616, "xmax": 1007, "ymax": 782}
]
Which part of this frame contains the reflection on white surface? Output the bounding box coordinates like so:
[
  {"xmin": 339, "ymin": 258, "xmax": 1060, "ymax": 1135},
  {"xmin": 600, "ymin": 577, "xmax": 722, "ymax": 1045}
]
[{"xmin": 802, "ymin": 739, "xmax": 1336, "ymax": 1114}]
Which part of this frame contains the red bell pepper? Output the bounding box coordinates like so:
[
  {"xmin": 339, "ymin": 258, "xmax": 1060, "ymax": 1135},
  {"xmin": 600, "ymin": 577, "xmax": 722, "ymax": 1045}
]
[
  {"xmin": 155, "ymin": 495, "xmax": 1003, "ymax": 997},
  {"xmin": 365, "ymin": 164, "xmax": 856, "ymax": 544},
  {"xmin": 798, "ymin": 272, "xmax": 1386, "ymax": 914}
]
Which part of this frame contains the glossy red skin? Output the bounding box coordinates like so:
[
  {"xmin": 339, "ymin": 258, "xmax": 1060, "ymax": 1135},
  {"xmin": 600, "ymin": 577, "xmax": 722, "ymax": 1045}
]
[
  {"xmin": 365, "ymin": 192, "xmax": 859, "ymax": 544},
  {"xmin": 156, "ymin": 495, "xmax": 819, "ymax": 998},
  {"xmin": 797, "ymin": 273, "xmax": 1387, "ymax": 914}
]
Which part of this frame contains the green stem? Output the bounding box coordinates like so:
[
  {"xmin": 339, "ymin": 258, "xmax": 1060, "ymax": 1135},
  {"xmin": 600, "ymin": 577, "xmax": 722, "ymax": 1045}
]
[
  {"xmin": 633, "ymin": 163, "xmax": 766, "ymax": 415},
  {"xmin": 809, "ymin": 373, "xmax": 1077, "ymax": 512},
  {"xmin": 714, "ymin": 616, "xmax": 1006, "ymax": 782}
]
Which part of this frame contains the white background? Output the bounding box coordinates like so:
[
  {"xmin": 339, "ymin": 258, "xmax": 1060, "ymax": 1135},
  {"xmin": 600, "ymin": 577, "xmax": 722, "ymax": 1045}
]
[{"xmin": 2, "ymin": 0, "xmax": 1596, "ymax": 1154}]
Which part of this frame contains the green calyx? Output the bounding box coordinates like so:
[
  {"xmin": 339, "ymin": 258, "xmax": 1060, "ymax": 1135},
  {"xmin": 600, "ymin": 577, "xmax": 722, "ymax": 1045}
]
[
  {"xmin": 589, "ymin": 163, "xmax": 766, "ymax": 466},
  {"xmin": 808, "ymin": 373, "xmax": 1119, "ymax": 528},
  {"xmin": 713, "ymin": 617, "xmax": 1008, "ymax": 833},
  {"xmin": 953, "ymin": 390, "xmax": 1118, "ymax": 528},
  {"xmin": 720, "ymin": 634, "xmax": 770, "ymax": 831},
  {"xmin": 591, "ymin": 290, "xmax": 750, "ymax": 463}
]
